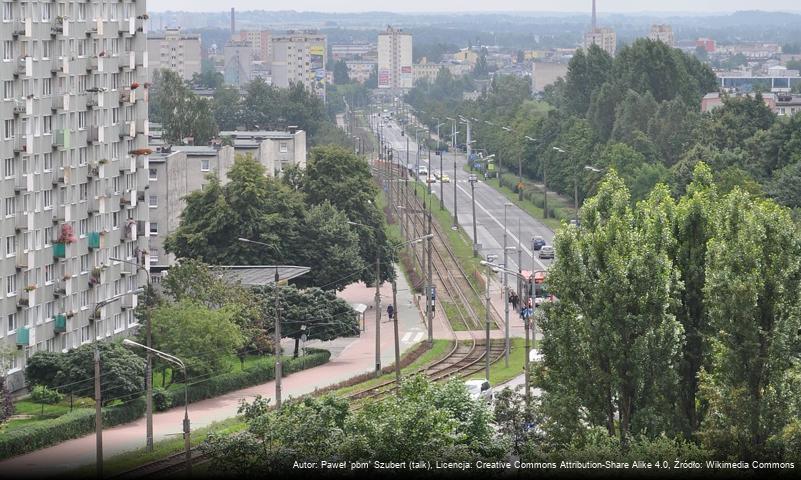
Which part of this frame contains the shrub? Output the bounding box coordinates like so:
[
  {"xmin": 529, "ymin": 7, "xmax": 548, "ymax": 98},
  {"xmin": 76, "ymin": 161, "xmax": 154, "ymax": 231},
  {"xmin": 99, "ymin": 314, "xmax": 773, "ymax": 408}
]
[
  {"xmin": 152, "ymin": 387, "xmax": 173, "ymax": 412},
  {"xmin": 0, "ymin": 398, "xmax": 145, "ymax": 460},
  {"xmin": 30, "ymin": 385, "xmax": 64, "ymax": 405}
]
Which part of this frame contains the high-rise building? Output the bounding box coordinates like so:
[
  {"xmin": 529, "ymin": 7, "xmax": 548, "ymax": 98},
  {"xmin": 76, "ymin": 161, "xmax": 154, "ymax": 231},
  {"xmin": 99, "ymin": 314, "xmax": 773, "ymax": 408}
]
[
  {"xmin": 234, "ymin": 30, "xmax": 272, "ymax": 62},
  {"xmin": 270, "ymin": 32, "xmax": 327, "ymax": 99},
  {"xmin": 223, "ymin": 41, "xmax": 253, "ymax": 88},
  {"xmin": 0, "ymin": 0, "xmax": 150, "ymax": 391},
  {"xmin": 147, "ymin": 28, "xmax": 202, "ymax": 81},
  {"xmin": 649, "ymin": 24, "xmax": 675, "ymax": 47},
  {"xmin": 583, "ymin": 1, "xmax": 616, "ymax": 56},
  {"xmin": 377, "ymin": 26, "xmax": 413, "ymax": 90}
]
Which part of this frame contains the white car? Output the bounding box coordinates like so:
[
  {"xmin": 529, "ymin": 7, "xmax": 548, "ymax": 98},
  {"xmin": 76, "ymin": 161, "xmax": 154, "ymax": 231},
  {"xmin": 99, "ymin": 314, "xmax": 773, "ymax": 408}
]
[
  {"xmin": 417, "ymin": 166, "xmax": 429, "ymax": 177},
  {"xmin": 465, "ymin": 380, "xmax": 494, "ymax": 405}
]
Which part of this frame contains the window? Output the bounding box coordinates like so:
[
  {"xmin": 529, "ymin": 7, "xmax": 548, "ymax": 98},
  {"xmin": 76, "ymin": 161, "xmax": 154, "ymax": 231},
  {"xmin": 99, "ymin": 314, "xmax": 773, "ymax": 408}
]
[
  {"xmin": 6, "ymin": 274, "xmax": 16, "ymax": 296},
  {"xmin": 7, "ymin": 313, "xmax": 17, "ymax": 334},
  {"xmin": 44, "ymin": 226, "xmax": 52, "ymax": 246},
  {"xmin": 42, "ymin": 40, "xmax": 51, "ymax": 59},
  {"xmin": 148, "ymin": 168, "xmax": 157, "ymax": 181},
  {"xmin": 45, "ymin": 264, "xmax": 54, "ymax": 284},
  {"xmin": 149, "ymin": 222, "xmax": 158, "ymax": 235},
  {"xmin": 43, "ymin": 153, "xmax": 52, "ymax": 171},
  {"xmin": 280, "ymin": 142, "xmax": 288, "ymax": 153},
  {"xmin": 79, "ymin": 218, "xmax": 87, "ymax": 236},
  {"xmin": 111, "ymin": 108, "xmax": 119, "ymax": 125},
  {"xmin": 80, "ymin": 290, "xmax": 88, "ymax": 309},
  {"xmin": 3, "ymin": 80, "xmax": 12, "ymax": 99},
  {"xmin": 79, "ymin": 183, "xmax": 88, "ymax": 201},
  {"xmin": 7, "ymin": 352, "xmax": 19, "ymax": 373},
  {"xmin": 200, "ymin": 159, "xmax": 210, "ymax": 172},
  {"xmin": 81, "ymin": 325, "xmax": 90, "ymax": 344},
  {"xmin": 80, "ymin": 254, "xmax": 89, "ymax": 273},
  {"xmin": 3, "ymin": 158, "xmax": 13, "ymax": 178},
  {"xmin": 41, "ymin": 3, "xmax": 51, "ymax": 21},
  {"xmin": 5, "ymin": 236, "xmax": 15, "ymax": 257},
  {"xmin": 4, "ymin": 197, "xmax": 14, "ymax": 217},
  {"xmin": 4, "ymin": 119, "xmax": 14, "ymax": 139},
  {"xmin": 150, "ymin": 250, "xmax": 159, "ymax": 265},
  {"xmin": 43, "ymin": 189, "xmax": 52, "ymax": 209},
  {"xmin": 3, "ymin": 3, "xmax": 13, "ymax": 22},
  {"xmin": 148, "ymin": 195, "xmax": 157, "ymax": 208},
  {"xmin": 42, "ymin": 78, "xmax": 51, "ymax": 96},
  {"xmin": 78, "ymin": 111, "xmax": 86, "ymax": 129},
  {"xmin": 3, "ymin": 40, "xmax": 12, "ymax": 61},
  {"xmin": 43, "ymin": 115, "xmax": 52, "ymax": 134},
  {"xmin": 114, "ymin": 313, "xmax": 123, "ymax": 332}
]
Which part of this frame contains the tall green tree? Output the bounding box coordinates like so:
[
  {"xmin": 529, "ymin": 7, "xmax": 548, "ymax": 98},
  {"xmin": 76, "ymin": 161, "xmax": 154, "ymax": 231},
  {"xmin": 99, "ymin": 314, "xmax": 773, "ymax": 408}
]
[
  {"xmin": 563, "ymin": 44, "xmax": 613, "ymax": 116},
  {"xmin": 699, "ymin": 190, "xmax": 801, "ymax": 459},
  {"xmin": 333, "ymin": 59, "xmax": 350, "ymax": 85},
  {"xmin": 212, "ymin": 86, "xmax": 243, "ymax": 131},
  {"xmin": 151, "ymin": 68, "xmax": 218, "ymax": 144},
  {"xmin": 54, "ymin": 343, "xmax": 145, "ymax": 405}
]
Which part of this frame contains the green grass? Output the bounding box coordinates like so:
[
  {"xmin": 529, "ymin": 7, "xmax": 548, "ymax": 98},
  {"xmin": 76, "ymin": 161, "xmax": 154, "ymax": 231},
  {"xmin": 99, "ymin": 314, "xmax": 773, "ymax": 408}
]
[
  {"xmin": 441, "ymin": 302, "xmax": 469, "ymax": 331},
  {"xmin": 2, "ymin": 398, "xmax": 95, "ymax": 435},
  {"xmin": 335, "ymin": 340, "xmax": 453, "ymax": 397},
  {"xmin": 465, "ymin": 165, "xmax": 570, "ymax": 232},
  {"xmin": 67, "ymin": 416, "xmax": 246, "ymax": 478},
  {"xmin": 468, "ymin": 338, "xmax": 528, "ymax": 386},
  {"xmin": 151, "ymin": 354, "xmax": 284, "ymax": 390}
]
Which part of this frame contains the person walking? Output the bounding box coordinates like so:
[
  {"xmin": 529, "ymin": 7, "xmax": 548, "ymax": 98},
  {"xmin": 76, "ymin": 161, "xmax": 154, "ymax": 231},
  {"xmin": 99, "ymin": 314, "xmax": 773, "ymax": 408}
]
[{"xmin": 387, "ymin": 304, "xmax": 394, "ymax": 323}]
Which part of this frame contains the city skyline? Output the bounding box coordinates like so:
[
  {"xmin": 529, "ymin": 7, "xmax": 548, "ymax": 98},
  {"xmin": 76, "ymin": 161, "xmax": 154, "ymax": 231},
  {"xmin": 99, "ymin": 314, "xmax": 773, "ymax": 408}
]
[{"xmin": 148, "ymin": 1, "xmax": 801, "ymax": 14}]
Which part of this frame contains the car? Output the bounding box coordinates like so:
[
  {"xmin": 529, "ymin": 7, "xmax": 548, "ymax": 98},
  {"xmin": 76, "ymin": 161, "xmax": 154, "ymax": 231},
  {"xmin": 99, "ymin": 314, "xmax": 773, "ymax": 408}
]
[
  {"xmin": 465, "ymin": 380, "xmax": 494, "ymax": 405},
  {"xmin": 433, "ymin": 171, "xmax": 441, "ymax": 180},
  {"xmin": 539, "ymin": 246, "xmax": 555, "ymax": 260},
  {"xmin": 440, "ymin": 174, "xmax": 451, "ymax": 183},
  {"xmin": 417, "ymin": 166, "xmax": 429, "ymax": 177},
  {"xmin": 531, "ymin": 236, "xmax": 546, "ymax": 251}
]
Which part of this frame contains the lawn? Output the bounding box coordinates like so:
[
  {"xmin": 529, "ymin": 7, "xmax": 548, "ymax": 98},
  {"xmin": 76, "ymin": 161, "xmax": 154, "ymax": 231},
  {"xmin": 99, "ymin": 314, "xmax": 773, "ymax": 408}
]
[
  {"xmin": 151, "ymin": 353, "xmax": 289, "ymax": 390},
  {"xmin": 468, "ymin": 338, "xmax": 528, "ymax": 386},
  {"xmin": 2, "ymin": 397, "xmax": 95, "ymax": 435},
  {"xmin": 334, "ymin": 339, "xmax": 453, "ymax": 397}
]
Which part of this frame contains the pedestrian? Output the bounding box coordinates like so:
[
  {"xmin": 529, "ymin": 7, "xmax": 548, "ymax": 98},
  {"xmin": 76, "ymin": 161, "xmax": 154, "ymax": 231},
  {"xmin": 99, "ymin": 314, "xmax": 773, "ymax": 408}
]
[
  {"xmin": 511, "ymin": 292, "xmax": 519, "ymax": 312},
  {"xmin": 387, "ymin": 304, "xmax": 394, "ymax": 323}
]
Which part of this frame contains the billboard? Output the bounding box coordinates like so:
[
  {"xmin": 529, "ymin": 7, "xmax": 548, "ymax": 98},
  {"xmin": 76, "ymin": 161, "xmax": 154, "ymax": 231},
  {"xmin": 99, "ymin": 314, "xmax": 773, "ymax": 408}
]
[
  {"xmin": 378, "ymin": 69, "xmax": 391, "ymax": 87},
  {"xmin": 310, "ymin": 44, "xmax": 325, "ymax": 98}
]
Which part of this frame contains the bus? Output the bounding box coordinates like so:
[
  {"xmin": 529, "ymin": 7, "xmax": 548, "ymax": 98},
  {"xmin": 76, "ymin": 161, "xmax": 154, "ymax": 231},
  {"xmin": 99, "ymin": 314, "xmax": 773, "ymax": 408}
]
[{"xmin": 522, "ymin": 270, "xmax": 555, "ymax": 306}]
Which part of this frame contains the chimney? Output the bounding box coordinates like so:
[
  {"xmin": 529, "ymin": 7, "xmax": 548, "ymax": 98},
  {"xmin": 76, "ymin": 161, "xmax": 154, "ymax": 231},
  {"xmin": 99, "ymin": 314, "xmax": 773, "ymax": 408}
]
[
  {"xmin": 230, "ymin": 8, "xmax": 235, "ymax": 35},
  {"xmin": 592, "ymin": 0, "xmax": 597, "ymax": 30},
  {"xmin": 288, "ymin": 125, "xmax": 298, "ymax": 135}
]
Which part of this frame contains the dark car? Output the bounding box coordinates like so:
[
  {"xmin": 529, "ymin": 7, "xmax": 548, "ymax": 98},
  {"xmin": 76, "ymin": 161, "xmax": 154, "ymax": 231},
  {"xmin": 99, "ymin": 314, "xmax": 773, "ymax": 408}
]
[{"xmin": 531, "ymin": 236, "xmax": 546, "ymax": 251}]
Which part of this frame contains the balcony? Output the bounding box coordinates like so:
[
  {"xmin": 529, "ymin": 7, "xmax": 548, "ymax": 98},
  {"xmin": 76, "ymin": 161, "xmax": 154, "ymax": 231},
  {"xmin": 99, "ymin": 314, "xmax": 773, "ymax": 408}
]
[
  {"xmin": 16, "ymin": 251, "xmax": 30, "ymax": 270},
  {"xmin": 54, "ymin": 129, "xmax": 71, "ymax": 149},
  {"xmin": 14, "ymin": 173, "xmax": 27, "ymax": 193},
  {"xmin": 53, "ymin": 314, "xmax": 67, "ymax": 334},
  {"xmin": 16, "ymin": 326, "xmax": 30, "ymax": 347},
  {"xmin": 118, "ymin": 89, "xmax": 132, "ymax": 104},
  {"xmin": 13, "ymin": 135, "xmax": 28, "ymax": 154},
  {"xmin": 14, "ymin": 57, "xmax": 30, "ymax": 77},
  {"xmin": 12, "ymin": 100, "xmax": 26, "ymax": 116},
  {"xmin": 88, "ymin": 231, "xmax": 101, "ymax": 249},
  {"xmin": 51, "ymin": 94, "xmax": 69, "ymax": 112},
  {"xmin": 87, "ymin": 194, "xmax": 100, "ymax": 213},
  {"xmin": 15, "ymin": 212, "xmax": 30, "ymax": 232},
  {"xmin": 11, "ymin": 20, "xmax": 26, "ymax": 37},
  {"xmin": 121, "ymin": 293, "xmax": 138, "ymax": 310},
  {"xmin": 53, "ymin": 242, "xmax": 67, "ymax": 259},
  {"xmin": 135, "ymin": 119, "xmax": 149, "ymax": 136},
  {"xmin": 120, "ymin": 17, "xmax": 135, "ymax": 35},
  {"xmin": 88, "ymin": 125, "xmax": 103, "ymax": 143},
  {"xmin": 53, "ymin": 281, "xmax": 67, "ymax": 298},
  {"xmin": 86, "ymin": 91, "xmax": 104, "ymax": 109},
  {"xmin": 124, "ymin": 220, "xmax": 137, "ymax": 240}
]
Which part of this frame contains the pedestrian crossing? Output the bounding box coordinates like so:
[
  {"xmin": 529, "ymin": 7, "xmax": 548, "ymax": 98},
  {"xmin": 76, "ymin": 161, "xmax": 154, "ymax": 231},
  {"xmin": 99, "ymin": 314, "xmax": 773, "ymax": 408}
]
[{"xmin": 401, "ymin": 331, "xmax": 425, "ymax": 343}]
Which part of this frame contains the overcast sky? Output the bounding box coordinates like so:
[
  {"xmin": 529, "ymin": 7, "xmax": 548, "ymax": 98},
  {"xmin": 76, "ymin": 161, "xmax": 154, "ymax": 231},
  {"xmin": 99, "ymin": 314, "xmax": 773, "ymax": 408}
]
[{"xmin": 152, "ymin": 1, "xmax": 800, "ymax": 13}]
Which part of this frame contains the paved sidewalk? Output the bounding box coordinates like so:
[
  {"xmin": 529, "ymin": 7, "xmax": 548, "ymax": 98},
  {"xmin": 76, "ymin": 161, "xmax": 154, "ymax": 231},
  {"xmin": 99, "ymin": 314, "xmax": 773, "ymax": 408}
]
[{"xmin": 0, "ymin": 266, "xmax": 425, "ymax": 477}]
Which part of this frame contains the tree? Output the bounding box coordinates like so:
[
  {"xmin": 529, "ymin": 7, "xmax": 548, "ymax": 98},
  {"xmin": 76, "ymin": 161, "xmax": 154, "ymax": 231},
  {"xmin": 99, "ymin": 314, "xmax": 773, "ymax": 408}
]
[
  {"xmin": 24, "ymin": 351, "xmax": 64, "ymax": 389},
  {"xmin": 0, "ymin": 377, "xmax": 12, "ymax": 424},
  {"xmin": 151, "ymin": 68, "xmax": 218, "ymax": 144},
  {"xmin": 55, "ymin": 343, "xmax": 145, "ymax": 406},
  {"xmin": 212, "ymin": 86, "xmax": 243, "ymax": 131},
  {"xmin": 540, "ymin": 172, "xmax": 683, "ymax": 444},
  {"xmin": 302, "ymin": 146, "xmax": 394, "ymax": 284},
  {"xmin": 147, "ymin": 300, "xmax": 245, "ymax": 380},
  {"xmin": 192, "ymin": 59, "xmax": 224, "ymax": 89},
  {"xmin": 254, "ymin": 284, "xmax": 360, "ymax": 357},
  {"xmin": 563, "ymin": 44, "xmax": 613, "ymax": 116},
  {"xmin": 333, "ymin": 59, "xmax": 350, "ymax": 85},
  {"xmin": 699, "ymin": 190, "xmax": 801, "ymax": 459}
]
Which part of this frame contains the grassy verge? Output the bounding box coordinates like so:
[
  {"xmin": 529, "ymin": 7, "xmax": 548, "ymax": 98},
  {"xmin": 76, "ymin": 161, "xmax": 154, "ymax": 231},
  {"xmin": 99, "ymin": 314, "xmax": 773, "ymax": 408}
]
[
  {"xmin": 441, "ymin": 302, "xmax": 469, "ymax": 331},
  {"xmin": 468, "ymin": 338, "xmax": 528, "ymax": 386},
  {"xmin": 67, "ymin": 416, "xmax": 245, "ymax": 478},
  {"xmin": 3, "ymin": 398, "xmax": 94, "ymax": 434},
  {"xmin": 334, "ymin": 340, "xmax": 453, "ymax": 397},
  {"xmin": 410, "ymin": 182, "xmax": 497, "ymax": 329},
  {"xmin": 465, "ymin": 165, "xmax": 571, "ymax": 232}
]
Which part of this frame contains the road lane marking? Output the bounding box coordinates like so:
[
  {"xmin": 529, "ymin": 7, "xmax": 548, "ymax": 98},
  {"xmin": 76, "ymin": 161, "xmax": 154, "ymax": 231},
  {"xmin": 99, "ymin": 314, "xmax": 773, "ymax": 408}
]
[{"xmin": 401, "ymin": 332, "xmax": 413, "ymax": 342}]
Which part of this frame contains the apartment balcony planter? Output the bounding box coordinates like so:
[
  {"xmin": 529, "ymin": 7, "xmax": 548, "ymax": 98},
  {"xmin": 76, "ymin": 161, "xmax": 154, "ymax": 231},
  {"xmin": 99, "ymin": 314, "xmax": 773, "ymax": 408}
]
[
  {"xmin": 11, "ymin": 20, "xmax": 26, "ymax": 37},
  {"xmin": 16, "ymin": 327, "xmax": 30, "ymax": 347},
  {"xmin": 87, "ymin": 231, "xmax": 101, "ymax": 249},
  {"xmin": 17, "ymin": 291, "xmax": 30, "ymax": 309},
  {"xmin": 53, "ymin": 242, "xmax": 67, "ymax": 258},
  {"xmin": 53, "ymin": 314, "xmax": 67, "ymax": 334}
]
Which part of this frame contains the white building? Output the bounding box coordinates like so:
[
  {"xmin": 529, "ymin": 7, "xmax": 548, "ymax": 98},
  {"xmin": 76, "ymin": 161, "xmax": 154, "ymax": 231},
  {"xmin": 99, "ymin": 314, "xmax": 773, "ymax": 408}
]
[
  {"xmin": 346, "ymin": 61, "xmax": 376, "ymax": 84},
  {"xmin": 223, "ymin": 41, "xmax": 252, "ymax": 88},
  {"xmin": 147, "ymin": 28, "xmax": 202, "ymax": 81},
  {"xmin": 0, "ymin": 0, "xmax": 151, "ymax": 391},
  {"xmin": 584, "ymin": 28, "xmax": 617, "ymax": 56},
  {"xmin": 377, "ymin": 26, "xmax": 413, "ymax": 90},
  {"xmin": 648, "ymin": 25, "xmax": 674, "ymax": 47},
  {"xmin": 270, "ymin": 32, "xmax": 327, "ymax": 100}
]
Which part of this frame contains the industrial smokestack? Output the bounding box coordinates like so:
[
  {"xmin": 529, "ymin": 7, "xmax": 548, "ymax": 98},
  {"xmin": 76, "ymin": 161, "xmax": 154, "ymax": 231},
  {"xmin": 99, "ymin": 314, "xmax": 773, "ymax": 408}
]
[
  {"xmin": 592, "ymin": 0, "xmax": 597, "ymax": 30},
  {"xmin": 231, "ymin": 7, "xmax": 235, "ymax": 35}
]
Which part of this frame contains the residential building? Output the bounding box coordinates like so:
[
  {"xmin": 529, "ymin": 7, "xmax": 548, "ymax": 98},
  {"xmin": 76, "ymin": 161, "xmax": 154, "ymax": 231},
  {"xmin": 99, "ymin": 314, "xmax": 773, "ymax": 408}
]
[
  {"xmin": 331, "ymin": 43, "xmax": 374, "ymax": 61},
  {"xmin": 270, "ymin": 32, "xmax": 327, "ymax": 99},
  {"xmin": 223, "ymin": 41, "xmax": 252, "ymax": 88},
  {"xmin": 412, "ymin": 62, "xmax": 470, "ymax": 84},
  {"xmin": 346, "ymin": 60, "xmax": 376, "ymax": 84},
  {"xmin": 532, "ymin": 61, "xmax": 570, "ymax": 92},
  {"xmin": 0, "ymin": 0, "xmax": 150, "ymax": 391},
  {"xmin": 648, "ymin": 25, "xmax": 674, "ymax": 47},
  {"xmin": 701, "ymin": 92, "xmax": 801, "ymax": 117},
  {"xmin": 233, "ymin": 30, "xmax": 271, "ymax": 62},
  {"xmin": 450, "ymin": 48, "xmax": 479, "ymax": 66},
  {"xmin": 697, "ymin": 38, "xmax": 716, "ymax": 53},
  {"xmin": 377, "ymin": 26, "xmax": 413, "ymax": 90},
  {"xmin": 716, "ymin": 67, "xmax": 801, "ymax": 92},
  {"xmin": 583, "ymin": 28, "xmax": 617, "ymax": 56},
  {"xmin": 146, "ymin": 28, "xmax": 201, "ymax": 81},
  {"xmin": 147, "ymin": 129, "xmax": 306, "ymax": 273}
]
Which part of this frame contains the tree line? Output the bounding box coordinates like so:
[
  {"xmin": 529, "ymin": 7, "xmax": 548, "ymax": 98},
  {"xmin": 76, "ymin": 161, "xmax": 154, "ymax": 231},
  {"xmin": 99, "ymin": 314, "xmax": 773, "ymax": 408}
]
[{"xmin": 407, "ymin": 39, "xmax": 801, "ymax": 218}]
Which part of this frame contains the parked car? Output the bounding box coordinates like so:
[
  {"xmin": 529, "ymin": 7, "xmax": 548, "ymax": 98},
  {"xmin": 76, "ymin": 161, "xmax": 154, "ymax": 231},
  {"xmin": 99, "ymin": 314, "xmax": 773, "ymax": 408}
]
[
  {"xmin": 465, "ymin": 380, "xmax": 494, "ymax": 405},
  {"xmin": 531, "ymin": 236, "xmax": 546, "ymax": 251},
  {"xmin": 539, "ymin": 246, "xmax": 555, "ymax": 259}
]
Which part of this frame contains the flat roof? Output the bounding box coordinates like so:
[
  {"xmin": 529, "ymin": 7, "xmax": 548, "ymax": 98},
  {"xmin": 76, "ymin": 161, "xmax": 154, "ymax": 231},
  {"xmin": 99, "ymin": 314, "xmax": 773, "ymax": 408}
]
[
  {"xmin": 218, "ymin": 266, "xmax": 311, "ymax": 285},
  {"xmin": 220, "ymin": 130, "xmax": 299, "ymax": 139}
]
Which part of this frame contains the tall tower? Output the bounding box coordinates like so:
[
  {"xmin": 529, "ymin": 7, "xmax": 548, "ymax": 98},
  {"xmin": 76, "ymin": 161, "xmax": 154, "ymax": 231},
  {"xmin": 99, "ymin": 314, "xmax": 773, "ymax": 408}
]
[
  {"xmin": 230, "ymin": 8, "xmax": 235, "ymax": 35},
  {"xmin": 592, "ymin": 0, "xmax": 597, "ymax": 30}
]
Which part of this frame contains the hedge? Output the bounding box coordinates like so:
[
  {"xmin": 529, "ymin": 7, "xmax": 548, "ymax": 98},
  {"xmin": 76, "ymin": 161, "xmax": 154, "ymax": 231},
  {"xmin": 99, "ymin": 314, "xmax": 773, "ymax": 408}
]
[
  {"xmin": 0, "ymin": 349, "xmax": 331, "ymax": 459},
  {"xmin": 154, "ymin": 348, "xmax": 331, "ymax": 411},
  {"xmin": 0, "ymin": 398, "xmax": 146, "ymax": 460}
]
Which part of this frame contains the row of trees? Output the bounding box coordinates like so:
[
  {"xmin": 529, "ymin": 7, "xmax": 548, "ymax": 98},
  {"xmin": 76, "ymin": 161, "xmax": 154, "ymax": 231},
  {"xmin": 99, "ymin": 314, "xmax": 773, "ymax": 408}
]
[
  {"xmin": 165, "ymin": 146, "xmax": 395, "ymax": 288},
  {"xmin": 539, "ymin": 163, "xmax": 801, "ymax": 460},
  {"xmin": 407, "ymin": 39, "xmax": 801, "ymax": 215},
  {"xmin": 150, "ymin": 70, "xmax": 352, "ymax": 148}
]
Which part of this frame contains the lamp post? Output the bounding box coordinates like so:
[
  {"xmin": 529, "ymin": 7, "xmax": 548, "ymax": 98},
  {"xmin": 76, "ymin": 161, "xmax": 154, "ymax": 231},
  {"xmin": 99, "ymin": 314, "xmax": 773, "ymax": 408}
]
[
  {"xmin": 91, "ymin": 288, "xmax": 143, "ymax": 479},
  {"xmin": 236, "ymin": 238, "xmax": 290, "ymax": 407},
  {"xmin": 553, "ymin": 146, "xmax": 578, "ymax": 223},
  {"xmin": 468, "ymin": 174, "xmax": 479, "ymax": 257},
  {"xmin": 503, "ymin": 202, "xmax": 513, "ymax": 368},
  {"xmin": 452, "ymin": 130, "xmax": 461, "ymax": 230},
  {"xmin": 483, "ymin": 254, "xmax": 497, "ymax": 381},
  {"xmin": 123, "ymin": 339, "xmax": 191, "ymax": 475},
  {"xmin": 110, "ymin": 257, "xmax": 154, "ymax": 452},
  {"xmin": 524, "ymin": 136, "xmax": 540, "ymax": 212}
]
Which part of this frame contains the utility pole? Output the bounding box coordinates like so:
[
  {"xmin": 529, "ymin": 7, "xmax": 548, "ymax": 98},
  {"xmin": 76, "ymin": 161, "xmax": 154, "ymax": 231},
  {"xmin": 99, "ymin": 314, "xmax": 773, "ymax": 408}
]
[
  {"xmin": 485, "ymin": 258, "xmax": 493, "ymax": 381},
  {"xmin": 94, "ymin": 329, "xmax": 102, "ymax": 480},
  {"xmin": 274, "ymin": 267, "xmax": 282, "ymax": 408},
  {"xmin": 524, "ymin": 306, "xmax": 531, "ymax": 417},
  {"xmin": 517, "ymin": 218, "xmax": 523, "ymax": 302},
  {"xmin": 375, "ymin": 252, "xmax": 382, "ymax": 377},
  {"xmin": 392, "ymin": 277, "xmax": 401, "ymax": 389},
  {"xmin": 438, "ymin": 151, "xmax": 444, "ymax": 210},
  {"xmin": 503, "ymin": 204, "xmax": 510, "ymax": 368},
  {"xmin": 518, "ymin": 148, "xmax": 524, "ymax": 201},
  {"xmin": 469, "ymin": 174, "xmax": 478, "ymax": 256},
  {"xmin": 426, "ymin": 193, "xmax": 434, "ymax": 347}
]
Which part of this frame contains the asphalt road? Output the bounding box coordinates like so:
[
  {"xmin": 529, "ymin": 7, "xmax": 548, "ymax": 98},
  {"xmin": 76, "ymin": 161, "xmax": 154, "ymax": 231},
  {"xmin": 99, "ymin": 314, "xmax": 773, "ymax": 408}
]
[{"xmin": 373, "ymin": 114, "xmax": 555, "ymax": 280}]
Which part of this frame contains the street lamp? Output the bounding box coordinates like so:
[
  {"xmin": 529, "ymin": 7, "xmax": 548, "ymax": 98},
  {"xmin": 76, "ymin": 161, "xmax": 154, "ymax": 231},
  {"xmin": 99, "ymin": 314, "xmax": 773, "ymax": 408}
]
[
  {"xmin": 468, "ymin": 174, "xmax": 479, "ymax": 257},
  {"xmin": 452, "ymin": 130, "xmax": 461, "ymax": 230},
  {"xmin": 236, "ymin": 238, "xmax": 288, "ymax": 407},
  {"xmin": 524, "ymin": 136, "xmax": 541, "ymax": 209},
  {"xmin": 123, "ymin": 339, "xmax": 191, "ymax": 475},
  {"xmin": 585, "ymin": 165, "xmax": 604, "ymax": 173},
  {"xmin": 483, "ymin": 254, "xmax": 498, "ymax": 380},
  {"xmin": 110, "ymin": 257, "xmax": 155, "ymax": 452},
  {"xmin": 553, "ymin": 146, "xmax": 579, "ymax": 223},
  {"xmin": 502, "ymin": 203, "xmax": 514, "ymax": 368}
]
